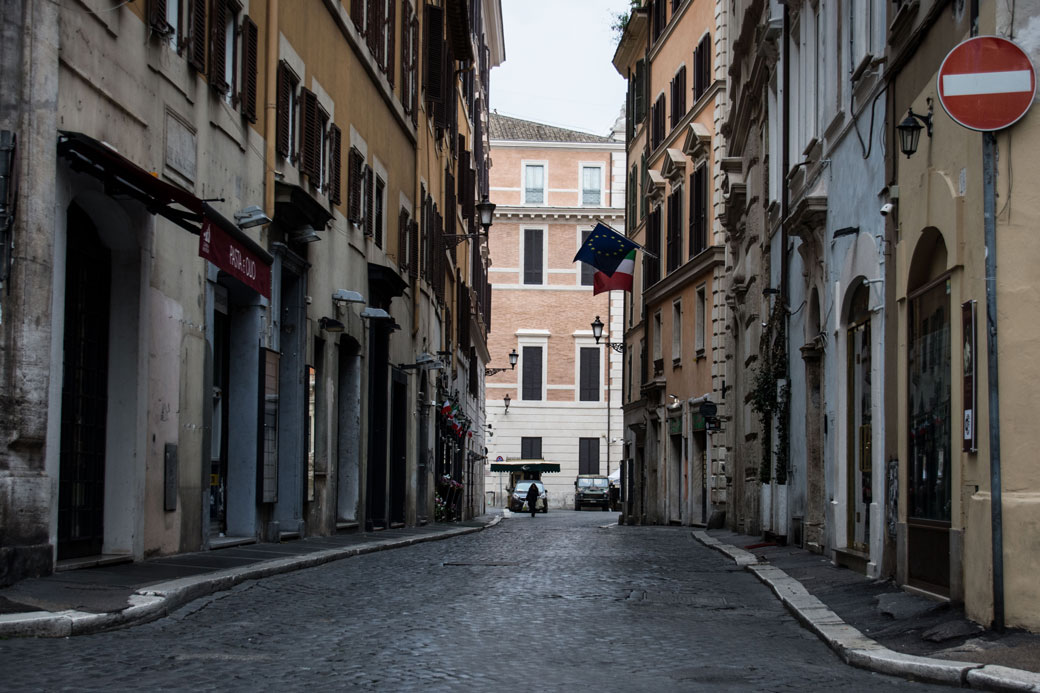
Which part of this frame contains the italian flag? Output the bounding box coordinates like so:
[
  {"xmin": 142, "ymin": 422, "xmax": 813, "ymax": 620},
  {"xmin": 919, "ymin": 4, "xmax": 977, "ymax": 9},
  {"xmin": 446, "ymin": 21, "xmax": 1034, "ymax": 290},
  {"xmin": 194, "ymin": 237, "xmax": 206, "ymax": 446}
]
[{"xmin": 592, "ymin": 249, "xmax": 636, "ymax": 295}]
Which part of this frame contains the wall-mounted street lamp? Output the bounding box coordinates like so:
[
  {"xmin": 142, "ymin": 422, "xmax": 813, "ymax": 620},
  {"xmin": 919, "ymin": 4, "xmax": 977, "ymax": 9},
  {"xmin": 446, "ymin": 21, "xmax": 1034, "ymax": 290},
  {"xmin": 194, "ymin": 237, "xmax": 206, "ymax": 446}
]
[
  {"xmin": 443, "ymin": 196, "xmax": 497, "ymax": 248},
  {"xmin": 485, "ymin": 348, "xmax": 519, "ymax": 376},
  {"xmin": 233, "ymin": 205, "xmax": 271, "ymax": 229},
  {"xmin": 591, "ymin": 315, "xmax": 626, "ymax": 353},
  {"xmin": 503, "ymin": 393, "xmax": 511, "ymax": 413},
  {"xmin": 897, "ymin": 98, "xmax": 934, "ymax": 159}
]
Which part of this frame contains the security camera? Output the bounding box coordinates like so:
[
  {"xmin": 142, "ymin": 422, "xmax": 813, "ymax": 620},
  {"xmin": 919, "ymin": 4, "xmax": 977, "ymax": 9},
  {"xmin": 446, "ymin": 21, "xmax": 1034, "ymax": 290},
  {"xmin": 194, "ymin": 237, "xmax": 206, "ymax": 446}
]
[{"xmin": 880, "ymin": 203, "xmax": 895, "ymax": 216}]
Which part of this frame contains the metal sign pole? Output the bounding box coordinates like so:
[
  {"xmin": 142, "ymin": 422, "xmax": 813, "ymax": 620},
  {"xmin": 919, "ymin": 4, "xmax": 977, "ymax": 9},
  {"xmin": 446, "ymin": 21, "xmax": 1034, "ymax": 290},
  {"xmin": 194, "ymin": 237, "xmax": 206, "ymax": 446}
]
[{"xmin": 983, "ymin": 129, "xmax": 1004, "ymax": 631}]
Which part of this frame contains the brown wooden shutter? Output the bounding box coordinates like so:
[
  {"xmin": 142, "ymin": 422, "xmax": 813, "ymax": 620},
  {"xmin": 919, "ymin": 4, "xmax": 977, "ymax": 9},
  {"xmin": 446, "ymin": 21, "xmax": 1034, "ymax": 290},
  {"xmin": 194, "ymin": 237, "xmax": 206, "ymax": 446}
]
[
  {"xmin": 410, "ymin": 17, "xmax": 420, "ymax": 124},
  {"xmin": 348, "ymin": 148, "xmax": 363, "ymax": 222},
  {"xmin": 240, "ymin": 16, "xmax": 258, "ymax": 122},
  {"xmin": 276, "ymin": 62, "xmax": 291, "ymax": 157},
  {"xmin": 298, "ymin": 88, "xmax": 319, "ymax": 180},
  {"xmin": 188, "ymin": 0, "xmax": 207, "ymax": 73},
  {"xmin": 398, "ymin": 209, "xmax": 410, "ymax": 270},
  {"xmin": 149, "ymin": 0, "xmax": 169, "ymax": 33},
  {"xmin": 351, "ymin": 0, "xmax": 365, "ymax": 34},
  {"xmin": 400, "ymin": 5, "xmax": 410, "ymax": 110},
  {"xmin": 424, "ymin": 4, "xmax": 444, "ymax": 104},
  {"xmin": 364, "ymin": 165, "xmax": 375, "ymax": 236},
  {"xmin": 209, "ymin": 0, "xmax": 229, "ymax": 93},
  {"xmin": 386, "ymin": 0, "xmax": 397, "ymax": 87},
  {"xmin": 328, "ymin": 124, "xmax": 343, "ymax": 205},
  {"xmin": 367, "ymin": 0, "xmax": 379, "ymax": 59},
  {"xmin": 409, "ymin": 218, "xmax": 420, "ymax": 280}
]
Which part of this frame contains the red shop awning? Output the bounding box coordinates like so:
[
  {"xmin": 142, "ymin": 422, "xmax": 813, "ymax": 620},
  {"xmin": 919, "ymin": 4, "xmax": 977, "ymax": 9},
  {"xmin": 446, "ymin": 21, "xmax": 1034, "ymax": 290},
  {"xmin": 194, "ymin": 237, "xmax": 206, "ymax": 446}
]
[{"xmin": 58, "ymin": 131, "xmax": 272, "ymax": 297}]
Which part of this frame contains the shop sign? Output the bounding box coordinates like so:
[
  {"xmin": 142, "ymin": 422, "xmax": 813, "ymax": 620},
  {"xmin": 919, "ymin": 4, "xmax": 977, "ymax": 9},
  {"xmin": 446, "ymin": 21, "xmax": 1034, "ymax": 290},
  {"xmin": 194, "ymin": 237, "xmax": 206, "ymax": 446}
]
[{"xmin": 199, "ymin": 219, "xmax": 271, "ymax": 298}]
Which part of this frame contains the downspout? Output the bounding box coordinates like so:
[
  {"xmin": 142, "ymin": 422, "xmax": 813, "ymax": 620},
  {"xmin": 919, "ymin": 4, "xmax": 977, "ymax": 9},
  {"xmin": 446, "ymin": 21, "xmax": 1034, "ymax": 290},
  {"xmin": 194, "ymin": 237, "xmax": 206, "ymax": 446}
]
[
  {"xmin": 264, "ymin": 0, "xmax": 279, "ymax": 241},
  {"xmin": 779, "ymin": 3, "xmax": 791, "ymax": 490}
]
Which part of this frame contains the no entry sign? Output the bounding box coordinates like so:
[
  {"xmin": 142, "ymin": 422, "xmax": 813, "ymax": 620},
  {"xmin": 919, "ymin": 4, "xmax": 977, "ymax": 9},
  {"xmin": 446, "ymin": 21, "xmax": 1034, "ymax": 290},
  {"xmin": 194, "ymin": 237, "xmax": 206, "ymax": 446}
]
[{"xmin": 938, "ymin": 36, "xmax": 1036, "ymax": 131}]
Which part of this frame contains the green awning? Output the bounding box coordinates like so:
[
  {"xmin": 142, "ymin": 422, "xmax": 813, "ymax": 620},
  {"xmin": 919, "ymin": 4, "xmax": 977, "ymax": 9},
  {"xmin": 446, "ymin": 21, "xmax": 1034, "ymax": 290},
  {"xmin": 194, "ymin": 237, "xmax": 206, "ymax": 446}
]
[{"xmin": 489, "ymin": 462, "xmax": 561, "ymax": 473}]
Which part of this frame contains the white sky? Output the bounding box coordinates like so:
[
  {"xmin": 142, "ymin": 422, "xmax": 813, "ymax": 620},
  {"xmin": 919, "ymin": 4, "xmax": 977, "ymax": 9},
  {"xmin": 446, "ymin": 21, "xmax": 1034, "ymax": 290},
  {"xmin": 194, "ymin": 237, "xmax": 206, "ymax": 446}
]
[{"xmin": 490, "ymin": 0, "xmax": 633, "ymax": 137}]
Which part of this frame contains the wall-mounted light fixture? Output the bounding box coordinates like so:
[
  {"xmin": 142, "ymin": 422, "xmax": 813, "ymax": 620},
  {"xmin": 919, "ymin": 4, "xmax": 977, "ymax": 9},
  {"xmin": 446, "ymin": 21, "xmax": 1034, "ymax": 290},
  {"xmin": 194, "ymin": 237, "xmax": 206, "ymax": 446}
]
[
  {"xmin": 591, "ymin": 315, "xmax": 626, "ymax": 353},
  {"xmin": 444, "ymin": 196, "xmax": 497, "ymax": 248},
  {"xmin": 360, "ymin": 306, "xmax": 392, "ymax": 320},
  {"xmin": 503, "ymin": 393, "xmax": 511, "ymax": 413},
  {"xmin": 332, "ymin": 289, "xmax": 366, "ymax": 305},
  {"xmin": 318, "ymin": 316, "xmax": 345, "ymax": 333},
  {"xmin": 897, "ymin": 98, "xmax": 933, "ymax": 159},
  {"xmin": 485, "ymin": 348, "xmax": 519, "ymax": 376},
  {"xmin": 290, "ymin": 225, "xmax": 321, "ymax": 243},
  {"xmin": 234, "ymin": 205, "xmax": 271, "ymax": 229}
]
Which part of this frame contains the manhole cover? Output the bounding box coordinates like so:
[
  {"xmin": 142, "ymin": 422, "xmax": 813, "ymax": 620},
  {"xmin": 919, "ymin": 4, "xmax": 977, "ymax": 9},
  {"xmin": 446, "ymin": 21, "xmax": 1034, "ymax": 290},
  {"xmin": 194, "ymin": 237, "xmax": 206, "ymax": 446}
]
[{"xmin": 442, "ymin": 561, "xmax": 520, "ymax": 567}]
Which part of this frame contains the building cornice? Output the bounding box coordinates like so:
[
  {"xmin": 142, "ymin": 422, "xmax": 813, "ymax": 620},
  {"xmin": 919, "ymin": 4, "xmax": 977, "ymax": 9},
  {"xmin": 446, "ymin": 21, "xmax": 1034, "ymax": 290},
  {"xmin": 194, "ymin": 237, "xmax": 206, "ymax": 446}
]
[
  {"xmin": 644, "ymin": 245, "xmax": 725, "ymax": 306},
  {"xmin": 489, "ymin": 139, "xmax": 624, "ymax": 151},
  {"xmin": 496, "ymin": 207, "xmax": 625, "ymax": 221}
]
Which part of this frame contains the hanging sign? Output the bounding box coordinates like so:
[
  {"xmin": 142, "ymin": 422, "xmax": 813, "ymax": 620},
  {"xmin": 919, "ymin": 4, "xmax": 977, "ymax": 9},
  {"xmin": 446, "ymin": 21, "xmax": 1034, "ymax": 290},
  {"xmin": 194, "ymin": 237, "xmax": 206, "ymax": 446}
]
[
  {"xmin": 937, "ymin": 36, "xmax": 1036, "ymax": 132},
  {"xmin": 962, "ymin": 300, "xmax": 977, "ymax": 452},
  {"xmin": 199, "ymin": 219, "xmax": 271, "ymax": 298}
]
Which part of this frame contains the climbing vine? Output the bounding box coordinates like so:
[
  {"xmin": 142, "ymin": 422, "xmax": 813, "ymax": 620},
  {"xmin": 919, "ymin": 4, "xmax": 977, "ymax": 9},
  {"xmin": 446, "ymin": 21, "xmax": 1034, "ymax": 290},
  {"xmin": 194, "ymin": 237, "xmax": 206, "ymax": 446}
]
[{"xmin": 750, "ymin": 298, "xmax": 789, "ymax": 485}]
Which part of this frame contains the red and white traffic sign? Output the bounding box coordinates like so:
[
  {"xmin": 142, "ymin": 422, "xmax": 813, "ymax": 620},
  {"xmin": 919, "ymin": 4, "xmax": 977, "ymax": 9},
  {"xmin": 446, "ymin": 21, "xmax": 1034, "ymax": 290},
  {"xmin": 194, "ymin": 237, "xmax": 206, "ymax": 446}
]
[{"xmin": 937, "ymin": 36, "xmax": 1036, "ymax": 132}]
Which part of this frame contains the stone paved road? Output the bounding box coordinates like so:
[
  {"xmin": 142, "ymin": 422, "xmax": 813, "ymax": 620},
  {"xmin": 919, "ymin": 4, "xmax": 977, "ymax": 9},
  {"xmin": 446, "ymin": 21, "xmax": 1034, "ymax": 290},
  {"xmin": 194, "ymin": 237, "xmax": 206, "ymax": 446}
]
[{"xmin": 1, "ymin": 511, "xmax": 948, "ymax": 691}]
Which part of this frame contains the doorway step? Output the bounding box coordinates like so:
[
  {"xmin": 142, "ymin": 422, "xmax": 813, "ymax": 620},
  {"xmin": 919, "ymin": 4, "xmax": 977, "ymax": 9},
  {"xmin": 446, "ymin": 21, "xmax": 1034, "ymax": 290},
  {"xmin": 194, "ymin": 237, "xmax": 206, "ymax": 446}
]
[
  {"xmin": 55, "ymin": 554, "xmax": 132, "ymax": 572},
  {"xmin": 834, "ymin": 546, "xmax": 869, "ymax": 574}
]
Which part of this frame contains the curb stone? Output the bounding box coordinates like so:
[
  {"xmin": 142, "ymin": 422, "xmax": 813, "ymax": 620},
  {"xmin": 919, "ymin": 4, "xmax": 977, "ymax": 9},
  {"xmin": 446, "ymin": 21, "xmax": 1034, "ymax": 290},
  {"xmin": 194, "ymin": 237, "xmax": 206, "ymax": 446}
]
[
  {"xmin": 691, "ymin": 530, "xmax": 1038, "ymax": 691},
  {"xmin": 0, "ymin": 518, "xmax": 499, "ymax": 639}
]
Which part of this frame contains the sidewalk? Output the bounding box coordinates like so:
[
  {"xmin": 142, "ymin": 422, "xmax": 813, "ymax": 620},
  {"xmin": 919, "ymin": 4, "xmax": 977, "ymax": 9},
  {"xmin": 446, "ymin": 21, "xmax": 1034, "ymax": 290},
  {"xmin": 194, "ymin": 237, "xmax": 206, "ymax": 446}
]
[
  {"xmin": 0, "ymin": 515, "xmax": 500, "ymax": 639},
  {"xmin": 694, "ymin": 529, "xmax": 1040, "ymax": 692}
]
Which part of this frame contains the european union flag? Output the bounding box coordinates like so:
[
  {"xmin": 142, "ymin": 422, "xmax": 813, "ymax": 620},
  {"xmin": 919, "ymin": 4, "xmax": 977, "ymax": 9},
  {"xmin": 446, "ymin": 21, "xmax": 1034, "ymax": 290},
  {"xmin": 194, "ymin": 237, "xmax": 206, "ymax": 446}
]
[{"xmin": 573, "ymin": 223, "xmax": 640, "ymax": 277}]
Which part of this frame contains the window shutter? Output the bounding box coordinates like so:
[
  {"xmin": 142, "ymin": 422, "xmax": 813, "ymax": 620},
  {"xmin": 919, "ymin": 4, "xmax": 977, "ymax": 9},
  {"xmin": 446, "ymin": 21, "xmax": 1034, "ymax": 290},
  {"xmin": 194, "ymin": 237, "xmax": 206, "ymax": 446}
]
[
  {"xmin": 149, "ymin": 0, "xmax": 169, "ymax": 34},
  {"xmin": 678, "ymin": 65, "xmax": 686, "ymax": 117},
  {"xmin": 524, "ymin": 228, "xmax": 542, "ymax": 285},
  {"xmin": 240, "ymin": 16, "xmax": 259, "ymax": 122},
  {"xmin": 351, "ymin": 0, "xmax": 365, "ymax": 34},
  {"xmin": 209, "ymin": 0, "xmax": 228, "ymax": 93},
  {"xmin": 387, "ymin": 0, "xmax": 397, "ymax": 86},
  {"xmin": 328, "ymin": 124, "xmax": 343, "ymax": 205},
  {"xmin": 367, "ymin": 0, "xmax": 379, "ymax": 58},
  {"xmin": 188, "ymin": 0, "xmax": 207, "ymax": 73},
  {"xmin": 701, "ymin": 35, "xmax": 712, "ymax": 98},
  {"xmin": 401, "ymin": 5, "xmax": 411, "ymax": 109},
  {"xmin": 299, "ymin": 88, "xmax": 319, "ymax": 180},
  {"xmin": 365, "ymin": 166, "xmax": 375, "ymax": 236},
  {"xmin": 635, "ymin": 59, "xmax": 646, "ymax": 123},
  {"xmin": 522, "ymin": 346, "xmax": 542, "ymax": 401},
  {"xmin": 580, "ymin": 348, "xmax": 599, "ymax": 401},
  {"xmin": 693, "ymin": 45, "xmax": 702, "ymax": 100},
  {"xmin": 347, "ymin": 148, "xmax": 362, "ymax": 222},
  {"xmin": 398, "ymin": 209, "xmax": 410, "ymax": 271},
  {"xmin": 424, "ymin": 4, "xmax": 444, "ymax": 104},
  {"xmin": 410, "ymin": 17, "xmax": 420, "ymax": 123},
  {"xmin": 409, "ymin": 219, "xmax": 420, "ymax": 280},
  {"xmin": 276, "ymin": 62, "xmax": 291, "ymax": 157}
]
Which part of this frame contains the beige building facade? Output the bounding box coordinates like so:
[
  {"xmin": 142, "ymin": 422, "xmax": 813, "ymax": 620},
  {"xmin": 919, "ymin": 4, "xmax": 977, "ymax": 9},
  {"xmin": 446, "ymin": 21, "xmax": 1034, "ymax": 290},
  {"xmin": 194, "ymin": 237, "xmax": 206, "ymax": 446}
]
[{"xmin": 483, "ymin": 114, "xmax": 625, "ymax": 510}]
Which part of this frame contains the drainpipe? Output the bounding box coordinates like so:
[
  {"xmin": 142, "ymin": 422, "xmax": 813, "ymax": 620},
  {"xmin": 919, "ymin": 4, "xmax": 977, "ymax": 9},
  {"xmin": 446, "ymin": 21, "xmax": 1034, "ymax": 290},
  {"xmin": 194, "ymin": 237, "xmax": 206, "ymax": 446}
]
[{"xmin": 264, "ymin": 0, "xmax": 279, "ymax": 242}]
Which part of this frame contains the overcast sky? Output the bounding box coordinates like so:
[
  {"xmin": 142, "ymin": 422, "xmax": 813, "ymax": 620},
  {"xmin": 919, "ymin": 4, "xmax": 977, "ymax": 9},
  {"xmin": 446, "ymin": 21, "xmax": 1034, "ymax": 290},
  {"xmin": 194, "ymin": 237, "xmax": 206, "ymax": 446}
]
[{"xmin": 490, "ymin": 0, "xmax": 633, "ymax": 137}]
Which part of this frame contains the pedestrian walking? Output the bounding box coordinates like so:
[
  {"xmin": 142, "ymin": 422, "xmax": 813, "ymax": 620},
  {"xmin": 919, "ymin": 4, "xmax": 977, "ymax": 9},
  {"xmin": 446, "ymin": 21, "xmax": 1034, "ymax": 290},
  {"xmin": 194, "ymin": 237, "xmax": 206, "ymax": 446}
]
[{"xmin": 526, "ymin": 481, "xmax": 540, "ymax": 517}]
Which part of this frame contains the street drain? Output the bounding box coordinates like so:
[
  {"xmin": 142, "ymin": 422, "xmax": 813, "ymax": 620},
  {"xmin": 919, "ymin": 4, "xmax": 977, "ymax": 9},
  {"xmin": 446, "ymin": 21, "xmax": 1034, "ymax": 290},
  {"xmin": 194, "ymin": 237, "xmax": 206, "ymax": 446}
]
[
  {"xmin": 628, "ymin": 591, "xmax": 731, "ymax": 608},
  {"xmin": 442, "ymin": 561, "xmax": 520, "ymax": 567}
]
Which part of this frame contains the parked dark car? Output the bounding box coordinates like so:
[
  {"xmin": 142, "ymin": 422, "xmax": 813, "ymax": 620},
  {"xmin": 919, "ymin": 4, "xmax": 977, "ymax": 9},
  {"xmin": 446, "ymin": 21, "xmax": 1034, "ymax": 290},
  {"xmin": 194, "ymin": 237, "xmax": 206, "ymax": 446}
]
[
  {"xmin": 509, "ymin": 480, "xmax": 547, "ymax": 513},
  {"xmin": 574, "ymin": 474, "xmax": 610, "ymax": 511}
]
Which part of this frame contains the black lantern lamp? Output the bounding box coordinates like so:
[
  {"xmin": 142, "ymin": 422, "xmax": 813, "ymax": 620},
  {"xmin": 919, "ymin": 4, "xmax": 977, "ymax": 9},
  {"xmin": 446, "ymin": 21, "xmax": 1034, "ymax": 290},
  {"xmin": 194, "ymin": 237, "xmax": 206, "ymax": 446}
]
[
  {"xmin": 476, "ymin": 196, "xmax": 497, "ymax": 233},
  {"xmin": 503, "ymin": 393, "xmax": 511, "ymax": 413},
  {"xmin": 897, "ymin": 98, "xmax": 934, "ymax": 159},
  {"xmin": 485, "ymin": 348, "xmax": 519, "ymax": 376},
  {"xmin": 591, "ymin": 315, "xmax": 626, "ymax": 353}
]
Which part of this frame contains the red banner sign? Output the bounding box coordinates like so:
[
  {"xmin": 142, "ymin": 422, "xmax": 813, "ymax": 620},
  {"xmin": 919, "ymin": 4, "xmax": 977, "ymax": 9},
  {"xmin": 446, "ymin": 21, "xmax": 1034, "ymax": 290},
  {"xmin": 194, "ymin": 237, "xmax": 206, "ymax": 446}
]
[{"xmin": 198, "ymin": 219, "xmax": 271, "ymax": 298}]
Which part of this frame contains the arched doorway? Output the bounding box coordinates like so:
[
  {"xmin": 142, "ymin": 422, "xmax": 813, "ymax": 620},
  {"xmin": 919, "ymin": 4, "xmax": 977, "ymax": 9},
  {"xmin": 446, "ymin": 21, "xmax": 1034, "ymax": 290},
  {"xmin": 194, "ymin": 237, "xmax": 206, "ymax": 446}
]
[
  {"xmin": 58, "ymin": 203, "xmax": 111, "ymax": 559},
  {"xmin": 906, "ymin": 229, "xmax": 952, "ymax": 595},
  {"xmin": 845, "ymin": 281, "xmax": 872, "ymax": 555}
]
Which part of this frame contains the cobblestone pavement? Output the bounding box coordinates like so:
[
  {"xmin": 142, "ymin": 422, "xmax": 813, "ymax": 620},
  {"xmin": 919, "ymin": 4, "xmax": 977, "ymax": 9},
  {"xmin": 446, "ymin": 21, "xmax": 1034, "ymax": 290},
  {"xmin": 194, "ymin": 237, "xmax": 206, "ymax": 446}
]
[{"xmin": 1, "ymin": 511, "xmax": 949, "ymax": 691}]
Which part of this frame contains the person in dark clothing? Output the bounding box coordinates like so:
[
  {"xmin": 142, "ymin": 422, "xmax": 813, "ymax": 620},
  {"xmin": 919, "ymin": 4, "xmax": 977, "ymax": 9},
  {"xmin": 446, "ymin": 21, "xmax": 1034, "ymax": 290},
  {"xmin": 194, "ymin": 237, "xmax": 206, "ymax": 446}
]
[{"xmin": 525, "ymin": 481, "xmax": 540, "ymax": 518}]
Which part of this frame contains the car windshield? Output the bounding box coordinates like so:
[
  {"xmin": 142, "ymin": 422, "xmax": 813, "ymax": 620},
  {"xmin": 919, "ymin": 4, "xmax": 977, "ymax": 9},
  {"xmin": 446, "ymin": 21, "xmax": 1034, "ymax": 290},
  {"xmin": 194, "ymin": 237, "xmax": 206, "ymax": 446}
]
[
  {"xmin": 577, "ymin": 478, "xmax": 608, "ymax": 488},
  {"xmin": 515, "ymin": 481, "xmax": 543, "ymax": 493}
]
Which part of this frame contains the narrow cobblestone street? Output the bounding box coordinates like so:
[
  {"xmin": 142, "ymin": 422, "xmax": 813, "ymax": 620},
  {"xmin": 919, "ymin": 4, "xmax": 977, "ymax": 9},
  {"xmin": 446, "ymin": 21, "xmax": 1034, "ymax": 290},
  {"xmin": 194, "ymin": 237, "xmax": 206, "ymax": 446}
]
[{"xmin": 1, "ymin": 513, "xmax": 949, "ymax": 691}]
